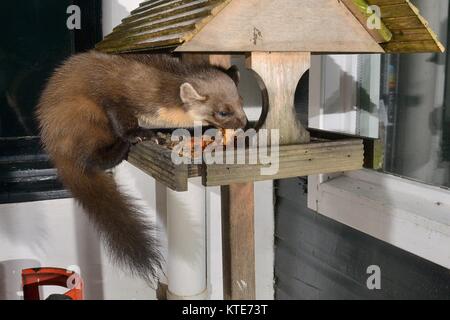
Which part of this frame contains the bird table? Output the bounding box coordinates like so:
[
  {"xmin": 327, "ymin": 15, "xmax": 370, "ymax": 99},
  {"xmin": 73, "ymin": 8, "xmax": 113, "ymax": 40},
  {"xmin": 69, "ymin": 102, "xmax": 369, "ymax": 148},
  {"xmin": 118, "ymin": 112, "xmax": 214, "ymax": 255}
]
[{"xmin": 97, "ymin": 0, "xmax": 444, "ymax": 299}]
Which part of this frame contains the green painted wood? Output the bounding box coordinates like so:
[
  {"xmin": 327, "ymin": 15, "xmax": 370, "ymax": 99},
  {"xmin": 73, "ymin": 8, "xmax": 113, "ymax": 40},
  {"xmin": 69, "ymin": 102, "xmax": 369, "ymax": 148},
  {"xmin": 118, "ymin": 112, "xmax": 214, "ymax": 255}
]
[
  {"xmin": 350, "ymin": 0, "xmax": 393, "ymax": 42},
  {"xmin": 96, "ymin": 0, "xmax": 228, "ymax": 53}
]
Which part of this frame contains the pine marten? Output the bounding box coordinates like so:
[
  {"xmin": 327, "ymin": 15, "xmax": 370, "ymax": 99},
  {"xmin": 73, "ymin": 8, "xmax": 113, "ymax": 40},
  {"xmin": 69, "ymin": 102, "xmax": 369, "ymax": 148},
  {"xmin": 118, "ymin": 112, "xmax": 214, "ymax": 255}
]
[{"xmin": 36, "ymin": 51, "xmax": 247, "ymax": 282}]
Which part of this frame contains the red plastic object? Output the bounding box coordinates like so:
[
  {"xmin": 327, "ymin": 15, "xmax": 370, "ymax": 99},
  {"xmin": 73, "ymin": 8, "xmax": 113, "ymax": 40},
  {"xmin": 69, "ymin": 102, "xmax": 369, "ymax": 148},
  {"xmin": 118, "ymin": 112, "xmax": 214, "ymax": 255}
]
[{"xmin": 22, "ymin": 267, "xmax": 84, "ymax": 300}]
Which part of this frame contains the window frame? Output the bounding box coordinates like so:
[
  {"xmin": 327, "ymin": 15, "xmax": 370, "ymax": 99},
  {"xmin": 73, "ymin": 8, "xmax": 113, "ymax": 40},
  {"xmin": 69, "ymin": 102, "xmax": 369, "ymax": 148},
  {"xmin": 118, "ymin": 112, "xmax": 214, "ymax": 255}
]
[
  {"xmin": 0, "ymin": 0, "xmax": 102, "ymax": 204},
  {"xmin": 309, "ymin": 54, "xmax": 381, "ymax": 139},
  {"xmin": 307, "ymin": 54, "xmax": 450, "ymax": 270}
]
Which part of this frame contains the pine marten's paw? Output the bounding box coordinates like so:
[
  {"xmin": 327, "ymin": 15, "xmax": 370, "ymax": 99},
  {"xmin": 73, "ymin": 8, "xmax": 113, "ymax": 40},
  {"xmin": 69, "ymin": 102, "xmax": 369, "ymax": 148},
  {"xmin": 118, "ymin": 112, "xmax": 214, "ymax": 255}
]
[{"xmin": 125, "ymin": 127, "xmax": 158, "ymax": 145}]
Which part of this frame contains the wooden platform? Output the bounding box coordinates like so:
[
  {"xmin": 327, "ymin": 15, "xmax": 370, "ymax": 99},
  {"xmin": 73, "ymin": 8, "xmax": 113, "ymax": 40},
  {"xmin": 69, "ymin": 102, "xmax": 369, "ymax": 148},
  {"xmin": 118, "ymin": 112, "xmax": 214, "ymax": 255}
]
[
  {"xmin": 127, "ymin": 132, "xmax": 364, "ymax": 191},
  {"xmin": 128, "ymin": 142, "xmax": 201, "ymax": 191}
]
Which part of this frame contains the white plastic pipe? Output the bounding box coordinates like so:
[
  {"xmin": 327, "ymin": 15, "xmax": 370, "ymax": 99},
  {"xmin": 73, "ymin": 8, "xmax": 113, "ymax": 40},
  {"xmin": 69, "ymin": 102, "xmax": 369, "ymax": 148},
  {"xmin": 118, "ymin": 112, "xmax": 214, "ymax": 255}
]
[{"xmin": 166, "ymin": 177, "xmax": 207, "ymax": 300}]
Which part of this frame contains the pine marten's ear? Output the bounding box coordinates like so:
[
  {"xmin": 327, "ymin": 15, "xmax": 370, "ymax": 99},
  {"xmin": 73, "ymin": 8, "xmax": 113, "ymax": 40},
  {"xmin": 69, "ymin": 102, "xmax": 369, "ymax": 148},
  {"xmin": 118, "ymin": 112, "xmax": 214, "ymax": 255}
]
[
  {"xmin": 226, "ymin": 65, "xmax": 240, "ymax": 86},
  {"xmin": 180, "ymin": 83, "xmax": 207, "ymax": 104}
]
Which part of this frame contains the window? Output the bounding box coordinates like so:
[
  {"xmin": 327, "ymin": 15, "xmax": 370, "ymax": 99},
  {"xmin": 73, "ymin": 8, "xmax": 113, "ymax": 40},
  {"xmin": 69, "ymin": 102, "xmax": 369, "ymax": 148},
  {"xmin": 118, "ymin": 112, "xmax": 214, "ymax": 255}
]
[
  {"xmin": 380, "ymin": 50, "xmax": 450, "ymax": 188},
  {"xmin": 308, "ymin": 0, "xmax": 450, "ymax": 269},
  {"xmin": 0, "ymin": 0, "xmax": 102, "ymax": 204},
  {"xmin": 311, "ymin": 2, "xmax": 450, "ymax": 188},
  {"xmin": 309, "ymin": 54, "xmax": 380, "ymax": 139}
]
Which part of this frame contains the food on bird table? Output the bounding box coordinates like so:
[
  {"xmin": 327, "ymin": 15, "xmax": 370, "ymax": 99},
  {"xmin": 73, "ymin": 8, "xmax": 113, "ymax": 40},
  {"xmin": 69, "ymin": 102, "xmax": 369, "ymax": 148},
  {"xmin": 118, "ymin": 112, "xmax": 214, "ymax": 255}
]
[{"xmin": 151, "ymin": 129, "xmax": 237, "ymax": 158}]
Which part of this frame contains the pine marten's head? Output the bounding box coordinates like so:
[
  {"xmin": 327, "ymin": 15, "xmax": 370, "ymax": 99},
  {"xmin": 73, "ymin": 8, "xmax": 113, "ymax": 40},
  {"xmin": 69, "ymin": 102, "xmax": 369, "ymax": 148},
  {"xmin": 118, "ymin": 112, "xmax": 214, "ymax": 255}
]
[{"xmin": 180, "ymin": 66, "xmax": 248, "ymax": 130}]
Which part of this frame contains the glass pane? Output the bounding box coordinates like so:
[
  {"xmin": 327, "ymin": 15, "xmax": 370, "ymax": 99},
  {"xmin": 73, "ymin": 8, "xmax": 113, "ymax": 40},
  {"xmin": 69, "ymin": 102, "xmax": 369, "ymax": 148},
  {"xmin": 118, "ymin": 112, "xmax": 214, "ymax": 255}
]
[
  {"xmin": 315, "ymin": 0, "xmax": 450, "ymax": 189},
  {"xmin": 0, "ymin": 0, "xmax": 73, "ymax": 137},
  {"xmin": 380, "ymin": 0, "xmax": 450, "ymax": 188},
  {"xmin": 312, "ymin": 54, "xmax": 380, "ymax": 138}
]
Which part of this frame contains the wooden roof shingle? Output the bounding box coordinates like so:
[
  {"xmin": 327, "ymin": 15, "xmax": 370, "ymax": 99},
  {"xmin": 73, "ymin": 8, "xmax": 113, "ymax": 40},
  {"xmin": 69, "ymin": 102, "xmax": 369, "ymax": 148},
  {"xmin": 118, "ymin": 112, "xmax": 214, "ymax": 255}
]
[
  {"xmin": 96, "ymin": 0, "xmax": 444, "ymax": 54},
  {"xmin": 96, "ymin": 0, "xmax": 231, "ymax": 53},
  {"xmin": 342, "ymin": 0, "xmax": 445, "ymax": 53}
]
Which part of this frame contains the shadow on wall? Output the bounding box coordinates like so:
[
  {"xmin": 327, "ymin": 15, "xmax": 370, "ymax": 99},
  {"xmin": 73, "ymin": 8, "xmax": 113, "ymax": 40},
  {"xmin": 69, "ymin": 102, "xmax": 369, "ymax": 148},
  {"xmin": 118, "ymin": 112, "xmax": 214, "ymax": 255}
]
[
  {"xmin": 0, "ymin": 259, "xmax": 41, "ymax": 300},
  {"xmin": 231, "ymin": 55, "xmax": 263, "ymax": 123},
  {"xmin": 294, "ymin": 70, "xmax": 309, "ymax": 127}
]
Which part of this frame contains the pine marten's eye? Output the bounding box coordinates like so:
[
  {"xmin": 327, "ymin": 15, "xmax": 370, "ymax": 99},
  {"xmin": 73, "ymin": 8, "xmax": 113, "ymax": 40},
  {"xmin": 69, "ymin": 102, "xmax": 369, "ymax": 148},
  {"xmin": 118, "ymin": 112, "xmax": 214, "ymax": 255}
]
[{"xmin": 216, "ymin": 111, "xmax": 233, "ymax": 118}]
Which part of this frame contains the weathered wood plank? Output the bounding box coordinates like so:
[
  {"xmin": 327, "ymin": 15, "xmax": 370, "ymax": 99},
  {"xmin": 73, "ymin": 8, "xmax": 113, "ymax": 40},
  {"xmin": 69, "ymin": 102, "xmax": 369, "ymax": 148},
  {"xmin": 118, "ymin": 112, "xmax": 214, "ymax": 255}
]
[
  {"xmin": 383, "ymin": 40, "xmax": 444, "ymax": 53},
  {"xmin": 97, "ymin": 0, "xmax": 230, "ymax": 53},
  {"xmin": 127, "ymin": 154, "xmax": 180, "ymax": 190},
  {"xmin": 340, "ymin": 0, "xmax": 392, "ymax": 43},
  {"xmin": 206, "ymin": 145, "xmax": 363, "ymax": 168},
  {"xmin": 203, "ymin": 139, "xmax": 364, "ymax": 186},
  {"xmin": 178, "ymin": 0, "xmax": 383, "ymax": 53},
  {"xmin": 390, "ymin": 28, "xmax": 436, "ymax": 42},
  {"xmin": 100, "ymin": 10, "xmax": 210, "ymax": 44},
  {"xmin": 124, "ymin": 0, "xmax": 211, "ymax": 24},
  {"xmin": 113, "ymin": 0, "xmax": 224, "ymax": 33},
  {"xmin": 246, "ymin": 52, "xmax": 311, "ymax": 144},
  {"xmin": 127, "ymin": 141, "xmax": 191, "ymax": 191},
  {"xmin": 367, "ymin": 0, "xmax": 404, "ymax": 5},
  {"xmin": 126, "ymin": 136, "xmax": 364, "ymax": 190},
  {"xmin": 221, "ymin": 183, "xmax": 255, "ymax": 300},
  {"xmin": 376, "ymin": 3, "xmax": 415, "ymax": 18},
  {"xmin": 205, "ymin": 157, "xmax": 363, "ymax": 185},
  {"xmin": 378, "ymin": 0, "xmax": 445, "ymax": 53}
]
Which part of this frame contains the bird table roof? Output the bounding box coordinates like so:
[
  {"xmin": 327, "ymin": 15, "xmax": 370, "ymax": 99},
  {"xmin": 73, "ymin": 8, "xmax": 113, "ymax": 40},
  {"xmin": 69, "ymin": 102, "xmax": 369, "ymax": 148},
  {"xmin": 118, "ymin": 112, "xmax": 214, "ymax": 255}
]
[
  {"xmin": 342, "ymin": 0, "xmax": 445, "ymax": 53},
  {"xmin": 96, "ymin": 0, "xmax": 444, "ymax": 54}
]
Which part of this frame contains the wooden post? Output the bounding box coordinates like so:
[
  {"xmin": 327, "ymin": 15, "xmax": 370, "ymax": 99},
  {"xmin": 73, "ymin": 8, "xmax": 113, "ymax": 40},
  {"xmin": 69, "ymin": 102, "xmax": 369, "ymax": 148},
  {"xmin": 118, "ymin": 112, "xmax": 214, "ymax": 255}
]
[
  {"xmin": 219, "ymin": 52, "xmax": 312, "ymax": 299},
  {"xmin": 221, "ymin": 183, "xmax": 255, "ymax": 300},
  {"xmin": 181, "ymin": 53, "xmax": 256, "ymax": 300}
]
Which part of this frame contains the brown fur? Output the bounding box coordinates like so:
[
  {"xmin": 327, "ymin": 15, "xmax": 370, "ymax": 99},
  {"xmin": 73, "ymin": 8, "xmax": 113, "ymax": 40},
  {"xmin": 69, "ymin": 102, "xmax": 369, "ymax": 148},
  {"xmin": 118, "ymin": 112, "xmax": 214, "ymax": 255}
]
[{"xmin": 35, "ymin": 50, "xmax": 246, "ymax": 282}]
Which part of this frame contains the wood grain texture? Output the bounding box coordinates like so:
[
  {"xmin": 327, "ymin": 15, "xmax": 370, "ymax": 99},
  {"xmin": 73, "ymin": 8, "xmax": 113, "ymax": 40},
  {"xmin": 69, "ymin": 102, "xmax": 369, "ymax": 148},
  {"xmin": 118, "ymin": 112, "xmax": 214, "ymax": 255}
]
[
  {"xmin": 246, "ymin": 52, "xmax": 311, "ymax": 145},
  {"xmin": 221, "ymin": 183, "xmax": 255, "ymax": 300},
  {"xmin": 97, "ymin": 0, "xmax": 443, "ymax": 54},
  {"xmin": 177, "ymin": 0, "xmax": 383, "ymax": 53},
  {"xmin": 181, "ymin": 52, "xmax": 232, "ymax": 68},
  {"xmin": 340, "ymin": 0, "xmax": 445, "ymax": 52},
  {"xmin": 369, "ymin": 0, "xmax": 444, "ymax": 53},
  {"xmin": 96, "ymin": 0, "xmax": 231, "ymax": 53},
  {"xmin": 340, "ymin": 0, "xmax": 392, "ymax": 43},
  {"xmin": 126, "ymin": 135, "xmax": 364, "ymax": 190},
  {"xmin": 126, "ymin": 141, "xmax": 198, "ymax": 191},
  {"xmin": 363, "ymin": 138, "xmax": 384, "ymax": 170},
  {"xmin": 204, "ymin": 139, "xmax": 364, "ymax": 186}
]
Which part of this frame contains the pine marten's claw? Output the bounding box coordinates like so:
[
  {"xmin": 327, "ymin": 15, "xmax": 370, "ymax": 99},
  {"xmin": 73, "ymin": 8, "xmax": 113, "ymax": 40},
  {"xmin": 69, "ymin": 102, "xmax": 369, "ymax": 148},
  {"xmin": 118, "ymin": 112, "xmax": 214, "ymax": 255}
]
[
  {"xmin": 126, "ymin": 127, "xmax": 157, "ymax": 145},
  {"xmin": 125, "ymin": 135, "xmax": 143, "ymax": 145},
  {"xmin": 132, "ymin": 137, "xmax": 143, "ymax": 145}
]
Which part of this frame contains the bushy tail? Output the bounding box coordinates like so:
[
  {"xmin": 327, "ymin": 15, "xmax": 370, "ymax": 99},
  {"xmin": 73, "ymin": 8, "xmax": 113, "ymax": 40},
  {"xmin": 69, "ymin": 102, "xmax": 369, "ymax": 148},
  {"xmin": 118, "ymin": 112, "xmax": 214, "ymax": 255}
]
[{"xmin": 57, "ymin": 161, "xmax": 162, "ymax": 282}]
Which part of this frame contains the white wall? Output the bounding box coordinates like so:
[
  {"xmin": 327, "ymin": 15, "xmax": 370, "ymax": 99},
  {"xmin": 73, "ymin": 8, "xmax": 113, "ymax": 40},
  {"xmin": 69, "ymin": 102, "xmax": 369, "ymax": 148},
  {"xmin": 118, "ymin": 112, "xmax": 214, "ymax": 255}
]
[
  {"xmin": 102, "ymin": 0, "xmax": 142, "ymax": 34},
  {"xmin": 0, "ymin": 195, "xmax": 156, "ymax": 300},
  {"xmin": 0, "ymin": 0, "xmax": 274, "ymax": 300}
]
